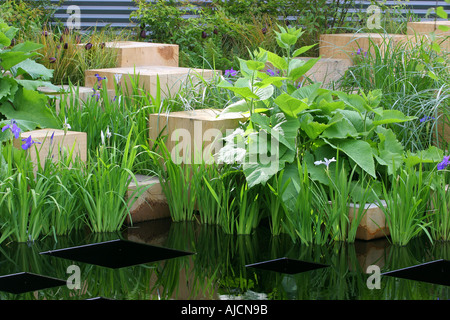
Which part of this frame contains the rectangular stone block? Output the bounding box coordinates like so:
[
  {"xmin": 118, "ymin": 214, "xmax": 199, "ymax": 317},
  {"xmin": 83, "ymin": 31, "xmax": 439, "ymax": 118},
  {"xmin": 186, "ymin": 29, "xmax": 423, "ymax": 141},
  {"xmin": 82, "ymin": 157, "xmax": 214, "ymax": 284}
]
[
  {"xmin": 407, "ymin": 20, "xmax": 450, "ymax": 36},
  {"xmin": 85, "ymin": 66, "xmax": 218, "ymax": 99},
  {"xmin": 348, "ymin": 200, "xmax": 389, "ymax": 241},
  {"xmin": 38, "ymin": 85, "xmax": 115, "ymax": 114},
  {"xmin": 103, "ymin": 41, "xmax": 179, "ymax": 68},
  {"xmin": 13, "ymin": 128, "xmax": 87, "ymax": 170},
  {"xmin": 126, "ymin": 175, "xmax": 170, "ymax": 224},
  {"xmin": 295, "ymin": 57, "xmax": 352, "ymax": 88},
  {"xmin": 149, "ymin": 109, "xmax": 248, "ymax": 165},
  {"xmin": 407, "ymin": 21, "xmax": 450, "ymax": 52},
  {"xmin": 319, "ymin": 33, "xmax": 408, "ymax": 60}
]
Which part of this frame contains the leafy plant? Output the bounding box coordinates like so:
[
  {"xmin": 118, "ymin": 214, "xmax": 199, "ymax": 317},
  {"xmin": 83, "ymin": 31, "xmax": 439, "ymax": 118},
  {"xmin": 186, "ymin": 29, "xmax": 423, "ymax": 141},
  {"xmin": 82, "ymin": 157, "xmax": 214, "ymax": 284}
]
[
  {"xmin": 218, "ymin": 24, "xmax": 417, "ymax": 190},
  {"xmin": 0, "ymin": 22, "xmax": 59, "ymax": 136},
  {"xmin": 375, "ymin": 164, "xmax": 433, "ymax": 246}
]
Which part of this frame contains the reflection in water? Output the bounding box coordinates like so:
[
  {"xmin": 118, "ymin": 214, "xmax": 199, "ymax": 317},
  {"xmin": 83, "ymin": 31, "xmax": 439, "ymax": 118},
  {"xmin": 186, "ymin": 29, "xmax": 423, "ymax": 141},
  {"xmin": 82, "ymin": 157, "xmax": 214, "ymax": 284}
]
[{"xmin": 0, "ymin": 219, "xmax": 449, "ymax": 300}]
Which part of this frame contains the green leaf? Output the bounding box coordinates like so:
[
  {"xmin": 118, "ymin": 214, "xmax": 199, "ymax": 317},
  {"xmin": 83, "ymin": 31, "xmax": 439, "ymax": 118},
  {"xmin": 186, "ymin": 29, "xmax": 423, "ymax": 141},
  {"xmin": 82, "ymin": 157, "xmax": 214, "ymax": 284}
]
[
  {"xmin": 221, "ymin": 86, "xmax": 259, "ymax": 100},
  {"xmin": 321, "ymin": 117, "xmax": 359, "ymax": 139},
  {"xmin": 0, "ymin": 87, "xmax": 58, "ymax": 128},
  {"xmin": 334, "ymin": 91, "xmax": 373, "ymax": 113},
  {"xmin": 436, "ymin": 6, "xmax": 448, "ymax": 19},
  {"xmin": 274, "ymin": 93, "xmax": 309, "ymax": 118},
  {"xmin": 10, "ymin": 41, "xmax": 44, "ymax": 53},
  {"xmin": 372, "ymin": 109, "xmax": 416, "ymax": 125},
  {"xmin": 291, "ymin": 82, "xmax": 321, "ymax": 101},
  {"xmin": 12, "ymin": 59, "xmax": 54, "ymax": 80},
  {"xmin": 0, "ymin": 51, "xmax": 38, "ymax": 71},
  {"xmin": 255, "ymin": 76, "xmax": 288, "ymax": 88},
  {"xmin": 327, "ymin": 139, "xmax": 376, "ymax": 178},
  {"xmin": 375, "ymin": 127, "xmax": 404, "ymax": 175},
  {"xmin": 300, "ymin": 113, "xmax": 333, "ymax": 140},
  {"xmin": 264, "ymin": 50, "xmax": 288, "ymax": 70},
  {"xmin": 221, "ymin": 99, "xmax": 249, "ymax": 114},
  {"xmin": 289, "ymin": 57, "xmax": 320, "ymax": 81},
  {"xmin": 0, "ymin": 32, "xmax": 10, "ymax": 47},
  {"xmin": 292, "ymin": 44, "xmax": 317, "ymax": 57},
  {"xmin": 404, "ymin": 146, "xmax": 443, "ymax": 168},
  {"xmin": 280, "ymin": 33, "xmax": 298, "ymax": 46},
  {"xmin": 246, "ymin": 60, "xmax": 266, "ymax": 71},
  {"xmin": 16, "ymin": 79, "xmax": 60, "ymax": 92}
]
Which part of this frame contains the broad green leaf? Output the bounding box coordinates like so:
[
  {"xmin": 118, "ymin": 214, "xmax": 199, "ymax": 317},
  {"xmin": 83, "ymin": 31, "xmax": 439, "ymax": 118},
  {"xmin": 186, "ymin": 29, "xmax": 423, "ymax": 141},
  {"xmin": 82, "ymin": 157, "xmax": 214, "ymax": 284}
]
[
  {"xmin": 289, "ymin": 57, "xmax": 320, "ymax": 81},
  {"xmin": 221, "ymin": 99, "xmax": 249, "ymax": 114},
  {"xmin": 334, "ymin": 91, "xmax": 374, "ymax": 113},
  {"xmin": 326, "ymin": 138, "xmax": 376, "ymax": 178},
  {"xmin": 292, "ymin": 44, "xmax": 317, "ymax": 57},
  {"xmin": 16, "ymin": 79, "xmax": 60, "ymax": 92},
  {"xmin": 291, "ymin": 82, "xmax": 321, "ymax": 101},
  {"xmin": 404, "ymin": 146, "xmax": 443, "ymax": 168},
  {"xmin": 254, "ymin": 76, "xmax": 288, "ymax": 88},
  {"xmin": 10, "ymin": 41, "xmax": 44, "ymax": 53},
  {"xmin": 273, "ymin": 119, "xmax": 300, "ymax": 151},
  {"xmin": 317, "ymin": 100, "xmax": 345, "ymax": 114},
  {"xmin": 0, "ymin": 32, "xmax": 10, "ymax": 47},
  {"xmin": 300, "ymin": 113, "xmax": 332, "ymax": 139},
  {"xmin": 254, "ymin": 84, "xmax": 274, "ymax": 101},
  {"xmin": 12, "ymin": 59, "xmax": 54, "ymax": 80},
  {"xmin": 0, "ymin": 51, "xmax": 38, "ymax": 71},
  {"xmin": 265, "ymin": 50, "xmax": 288, "ymax": 70},
  {"xmin": 221, "ymin": 86, "xmax": 259, "ymax": 99},
  {"xmin": 321, "ymin": 117, "xmax": 359, "ymax": 139},
  {"xmin": 372, "ymin": 109, "xmax": 416, "ymax": 125},
  {"xmin": 280, "ymin": 33, "xmax": 298, "ymax": 46},
  {"xmin": 436, "ymin": 6, "xmax": 448, "ymax": 19},
  {"xmin": 274, "ymin": 93, "xmax": 309, "ymax": 118},
  {"xmin": 246, "ymin": 60, "xmax": 266, "ymax": 71},
  {"xmin": 375, "ymin": 127, "xmax": 404, "ymax": 175},
  {"xmin": 0, "ymin": 78, "xmax": 13, "ymax": 100},
  {"xmin": 0, "ymin": 87, "xmax": 59, "ymax": 128}
]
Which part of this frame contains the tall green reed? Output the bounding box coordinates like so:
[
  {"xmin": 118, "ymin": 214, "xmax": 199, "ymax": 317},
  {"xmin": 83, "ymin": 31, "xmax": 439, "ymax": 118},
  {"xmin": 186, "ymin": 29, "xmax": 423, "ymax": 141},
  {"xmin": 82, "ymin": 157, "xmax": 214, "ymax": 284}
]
[
  {"xmin": 429, "ymin": 168, "xmax": 450, "ymax": 241},
  {"xmin": 73, "ymin": 127, "xmax": 146, "ymax": 232},
  {"xmin": 375, "ymin": 164, "xmax": 433, "ymax": 246},
  {"xmin": 273, "ymin": 161, "xmax": 330, "ymax": 245}
]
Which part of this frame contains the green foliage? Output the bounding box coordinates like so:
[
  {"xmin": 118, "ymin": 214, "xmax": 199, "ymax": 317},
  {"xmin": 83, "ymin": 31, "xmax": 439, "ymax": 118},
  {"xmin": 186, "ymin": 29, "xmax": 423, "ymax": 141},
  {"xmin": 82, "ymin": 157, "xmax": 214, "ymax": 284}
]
[
  {"xmin": 218, "ymin": 25, "xmax": 421, "ymax": 190},
  {"xmin": 0, "ymin": 22, "xmax": 59, "ymax": 134}
]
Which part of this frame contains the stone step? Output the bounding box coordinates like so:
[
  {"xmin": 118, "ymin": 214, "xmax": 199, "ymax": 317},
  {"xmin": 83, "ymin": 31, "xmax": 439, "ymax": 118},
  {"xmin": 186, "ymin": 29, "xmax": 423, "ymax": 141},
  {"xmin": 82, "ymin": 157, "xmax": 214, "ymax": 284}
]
[
  {"xmin": 126, "ymin": 174, "xmax": 170, "ymax": 224},
  {"xmin": 407, "ymin": 20, "xmax": 450, "ymax": 36},
  {"xmin": 319, "ymin": 33, "xmax": 408, "ymax": 60},
  {"xmin": 85, "ymin": 66, "xmax": 219, "ymax": 98},
  {"xmin": 103, "ymin": 41, "xmax": 179, "ymax": 68},
  {"xmin": 13, "ymin": 128, "xmax": 87, "ymax": 171},
  {"xmin": 78, "ymin": 41, "xmax": 179, "ymax": 68},
  {"xmin": 407, "ymin": 21, "xmax": 450, "ymax": 52},
  {"xmin": 148, "ymin": 108, "xmax": 248, "ymax": 165},
  {"xmin": 295, "ymin": 57, "xmax": 353, "ymax": 88},
  {"xmin": 38, "ymin": 85, "xmax": 115, "ymax": 113}
]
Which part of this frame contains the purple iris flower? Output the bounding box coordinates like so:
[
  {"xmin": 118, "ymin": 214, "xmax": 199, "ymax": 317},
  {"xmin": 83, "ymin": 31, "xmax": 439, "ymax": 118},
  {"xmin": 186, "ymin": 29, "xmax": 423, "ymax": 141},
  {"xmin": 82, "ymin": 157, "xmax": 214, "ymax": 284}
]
[
  {"xmin": 21, "ymin": 136, "xmax": 41, "ymax": 151},
  {"xmin": 266, "ymin": 69, "xmax": 278, "ymax": 76},
  {"xmin": 437, "ymin": 155, "xmax": 450, "ymax": 170},
  {"xmin": 224, "ymin": 68, "xmax": 238, "ymax": 77},
  {"xmin": 92, "ymin": 88, "xmax": 101, "ymax": 101},
  {"xmin": 420, "ymin": 116, "xmax": 435, "ymax": 123},
  {"xmin": 2, "ymin": 119, "xmax": 21, "ymax": 139},
  {"xmin": 94, "ymin": 74, "xmax": 106, "ymax": 82}
]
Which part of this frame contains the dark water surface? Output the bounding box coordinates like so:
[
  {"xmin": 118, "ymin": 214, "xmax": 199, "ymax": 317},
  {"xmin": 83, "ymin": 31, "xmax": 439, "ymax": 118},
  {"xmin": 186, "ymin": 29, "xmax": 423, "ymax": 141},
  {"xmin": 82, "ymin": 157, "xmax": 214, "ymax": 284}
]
[{"xmin": 0, "ymin": 218, "xmax": 449, "ymax": 300}]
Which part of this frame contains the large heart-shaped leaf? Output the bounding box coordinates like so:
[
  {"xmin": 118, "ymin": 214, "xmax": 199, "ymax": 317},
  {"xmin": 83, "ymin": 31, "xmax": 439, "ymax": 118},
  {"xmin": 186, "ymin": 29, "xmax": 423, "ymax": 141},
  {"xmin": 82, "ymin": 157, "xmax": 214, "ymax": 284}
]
[
  {"xmin": 275, "ymin": 93, "xmax": 309, "ymax": 118},
  {"xmin": 0, "ymin": 87, "xmax": 59, "ymax": 128},
  {"xmin": 326, "ymin": 138, "xmax": 376, "ymax": 178}
]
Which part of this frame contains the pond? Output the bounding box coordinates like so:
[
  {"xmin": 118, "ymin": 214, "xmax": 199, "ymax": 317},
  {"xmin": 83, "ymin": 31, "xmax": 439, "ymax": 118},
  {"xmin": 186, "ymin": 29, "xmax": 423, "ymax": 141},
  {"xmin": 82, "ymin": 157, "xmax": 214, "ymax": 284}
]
[{"xmin": 0, "ymin": 217, "xmax": 449, "ymax": 302}]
